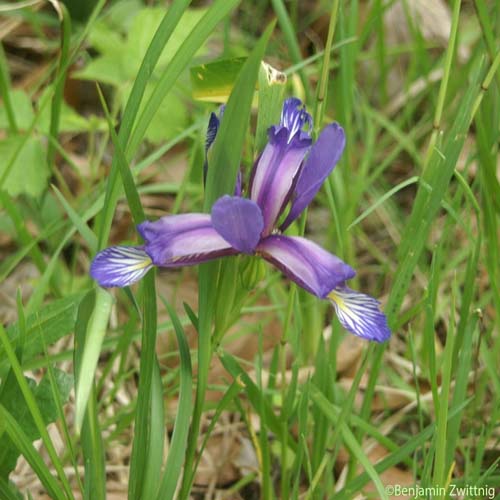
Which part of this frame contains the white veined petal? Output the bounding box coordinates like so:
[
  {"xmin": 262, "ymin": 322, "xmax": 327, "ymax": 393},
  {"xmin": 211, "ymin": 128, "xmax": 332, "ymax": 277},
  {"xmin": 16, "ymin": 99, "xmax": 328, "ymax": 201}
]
[
  {"xmin": 90, "ymin": 246, "xmax": 153, "ymax": 288},
  {"xmin": 328, "ymin": 286, "xmax": 390, "ymax": 342}
]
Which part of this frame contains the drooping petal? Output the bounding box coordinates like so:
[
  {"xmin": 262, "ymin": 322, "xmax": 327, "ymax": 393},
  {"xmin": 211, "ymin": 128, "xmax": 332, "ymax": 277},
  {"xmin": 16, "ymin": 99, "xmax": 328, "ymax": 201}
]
[
  {"xmin": 281, "ymin": 123, "xmax": 345, "ymax": 230},
  {"xmin": 257, "ymin": 235, "xmax": 355, "ymax": 298},
  {"xmin": 90, "ymin": 246, "xmax": 153, "ymax": 288},
  {"xmin": 328, "ymin": 286, "xmax": 391, "ymax": 342},
  {"xmin": 249, "ymin": 127, "xmax": 311, "ymax": 234},
  {"xmin": 137, "ymin": 213, "xmax": 237, "ymax": 267},
  {"xmin": 211, "ymin": 195, "xmax": 264, "ymax": 254}
]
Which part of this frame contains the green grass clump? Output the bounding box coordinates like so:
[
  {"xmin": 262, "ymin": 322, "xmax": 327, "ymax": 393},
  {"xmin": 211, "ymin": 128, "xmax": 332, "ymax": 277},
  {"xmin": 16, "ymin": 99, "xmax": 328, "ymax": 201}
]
[{"xmin": 0, "ymin": 0, "xmax": 499, "ymax": 499}]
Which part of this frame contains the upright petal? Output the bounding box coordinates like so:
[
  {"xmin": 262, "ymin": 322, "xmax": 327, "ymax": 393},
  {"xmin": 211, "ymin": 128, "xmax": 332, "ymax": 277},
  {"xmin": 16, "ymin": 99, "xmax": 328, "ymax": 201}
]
[
  {"xmin": 90, "ymin": 246, "xmax": 153, "ymax": 288},
  {"xmin": 281, "ymin": 123, "xmax": 345, "ymax": 230},
  {"xmin": 137, "ymin": 213, "xmax": 237, "ymax": 267},
  {"xmin": 234, "ymin": 170, "xmax": 242, "ymax": 197},
  {"xmin": 249, "ymin": 98, "xmax": 314, "ymax": 234},
  {"xmin": 203, "ymin": 105, "xmax": 225, "ymax": 184},
  {"xmin": 205, "ymin": 110, "xmax": 220, "ymax": 152},
  {"xmin": 328, "ymin": 286, "xmax": 391, "ymax": 342},
  {"xmin": 249, "ymin": 128, "xmax": 311, "ymax": 234},
  {"xmin": 280, "ymin": 97, "xmax": 313, "ymax": 142},
  {"xmin": 257, "ymin": 235, "xmax": 355, "ymax": 298},
  {"xmin": 211, "ymin": 195, "xmax": 264, "ymax": 254}
]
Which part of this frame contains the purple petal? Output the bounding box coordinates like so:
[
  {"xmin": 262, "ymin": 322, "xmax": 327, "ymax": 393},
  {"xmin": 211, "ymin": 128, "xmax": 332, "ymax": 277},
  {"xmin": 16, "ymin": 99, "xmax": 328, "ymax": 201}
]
[
  {"xmin": 257, "ymin": 235, "xmax": 355, "ymax": 298},
  {"xmin": 234, "ymin": 170, "xmax": 242, "ymax": 197},
  {"xmin": 137, "ymin": 213, "xmax": 237, "ymax": 267},
  {"xmin": 328, "ymin": 286, "xmax": 391, "ymax": 342},
  {"xmin": 205, "ymin": 111, "xmax": 220, "ymax": 152},
  {"xmin": 203, "ymin": 105, "xmax": 225, "ymax": 184},
  {"xmin": 249, "ymin": 127, "xmax": 311, "ymax": 234},
  {"xmin": 281, "ymin": 123, "xmax": 345, "ymax": 230},
  {"xmin": 90, "ymin": 246, "xmax": 153, "ymax": 288},
  {"xmin": 280, "ymin": 97, "xmax": 313, "ymax": 140},
  {"xmin": 211, "ymin": 195, "xmax": 264, "ymax": 254}
]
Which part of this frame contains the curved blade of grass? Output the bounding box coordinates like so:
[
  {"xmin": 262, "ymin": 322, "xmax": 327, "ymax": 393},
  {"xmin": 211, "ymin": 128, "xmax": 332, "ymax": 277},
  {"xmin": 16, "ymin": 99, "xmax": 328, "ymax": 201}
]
[
  {"xmin": 190, "ymin": 379, "xmax": 243, "ymax": 480},
  {"xmin": 127, "ymin": 0, "xmax": 242, "ymax": 159},
  {"xmin": 38, "ymin": 324, "xmax": 82, "ymax": 495},
  {"xmin": 270, "ymin": 0, "xmax": 309, "ymax": 101},
  {"xmin": 218, "ymin": 350, "xmax": 296, "ymax": 452},
  {"xmin": 74, "ymin": 291, "xmax": 106, "ymax": 500},
  {"xmin": 46, "ymin": 3, "xmax": 71, "ymax": 169},
  {"xmin": 0, "ymin": 325, "xmax": 73, "ymax": 499},
  {"xmin": 347, "ymin": 176, "xmax": 419, "ymax": 230},
  {"xmin": 52, "ymin": 185, "xmax": 97, "ymax": 253},
  {"xmin": 0, "ymin": 405, "xmax": 66, "ymax": 500},
  {"xmin": 0, "ymin": 191, "xmax": 55, "ymax": 290},
  {"xmin": 313, "ymin": 385, "xmax": 472, "ymax": 497},
  {"xmin": 74, "ymin": 288, "xmax": 113, "ymax": 432},
  {"xmin": 339, "ymin": 425, "xmax": 388, "ymax": 500},
  {"xmin": 0, "ymin": 43, "xmax": 17, "ymax": 133},
  {"xmin": 156, "ymin": 299, "xmax": 193, "ymax": 500},
  {"xmin": 0, "ymin": 477, "xmax": 21, "ymax": 500},
  {"xmin": 140, "ymin": 359, "xmax": 165, "ymax": 500},
  {"xmin": 204, "ymin": 20, "xmax": 276, "ymax": 207},
  {"xmin": 97, "ymin": 0, "xmax": 194, "ymax": 248},
  {"xmin": 313, "ymin": 0, "xmax": 340, "ymax": 131},
  {"xmin": 128, "ymin": 270, "xmax": 160, "ymax": 500},
  {"xmin": 96, "ymin": 83, "xmax": 145, "ymax": 225}
]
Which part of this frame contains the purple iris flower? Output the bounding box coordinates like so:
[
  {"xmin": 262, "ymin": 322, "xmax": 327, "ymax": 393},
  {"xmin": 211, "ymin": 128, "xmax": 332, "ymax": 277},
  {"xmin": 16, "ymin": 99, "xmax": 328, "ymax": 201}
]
[{"xmin": 91, "ymin": 98, "xmax": 390, "ymax": 342}]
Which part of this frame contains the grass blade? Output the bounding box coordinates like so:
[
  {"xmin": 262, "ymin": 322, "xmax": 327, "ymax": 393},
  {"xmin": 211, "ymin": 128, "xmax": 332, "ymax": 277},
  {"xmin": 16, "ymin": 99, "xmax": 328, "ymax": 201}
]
[
  {"xmin": 156, "ymin": 299, "xmax": 193, "ymax": 500},
  {"xmin": 0, "ymin": 324, "xmax": 73, "ymax": 499},
  {"xmin": 0, "ymin": 405, "xmax": 66, "ymax": 500},
  {"xmin": 128, "ymin": 271, "xmax": 160, "ymax": 500},
  {"xmin": 96, "ymin": 0, "xmax": 194, "ymax": 248},
  {"xmin": 74, "ymin": 288, "xmax": 113, "ymax": 432}
]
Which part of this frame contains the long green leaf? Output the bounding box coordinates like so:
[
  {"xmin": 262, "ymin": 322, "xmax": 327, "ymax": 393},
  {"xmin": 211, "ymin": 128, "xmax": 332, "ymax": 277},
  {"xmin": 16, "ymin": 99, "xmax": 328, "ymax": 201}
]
[
  {"xmin": 127, "ymin": 0, "xmax": 242, "ymax": 161},
  {"xmin": 47, "ymin": 3, "xmax": 72, "ymax": 169},
  {"xmin": 128, "ymin": 270, "xmax": 160, "ymax": 500},
  {"xmin": 97, "ymin": 0, "xmax": 194, "ymax": 248},
  {"xmin": 52, "ymin": 185, "xmax": 97, "ymax": 252},
  {"xmin": 74, "ymin": 291, "xmax": 106, "ymax": 500},
  {"xmin": 204, "ymin": 21, "xmax": 276, "ymax": 207},
  {"xmin": 0, "ymin": 405, "xmax": 66, "ymax": 500},
  {"xmin": 156, "ymin": 299, "xmax": 193, "ymax": 500},
  {"xmin": 0, "ymin": 325, "xmax": 73, "ymax": 499},
  {"xmin": 75, "ymin": 288, "xmax": 113, "ymax": 432}
]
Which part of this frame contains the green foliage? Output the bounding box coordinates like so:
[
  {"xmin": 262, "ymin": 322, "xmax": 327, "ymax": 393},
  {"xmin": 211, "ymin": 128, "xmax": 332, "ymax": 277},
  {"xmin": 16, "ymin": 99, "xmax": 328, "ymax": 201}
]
[
  {"xmin": 0, "ymin": 136, "xmax": 49, "ymax": 198},
  {"xmin": 0, "ymin": 368, "xmax": 73, "ymax": 476},
  {"xmin": 0, "ymin": 88, "xmax": 101, "ymax": 197},
  {"xmin": 190, "ymin": 57, "xmax": 247, "ymax": 101},
  {"xmin": 75, "ymin": 4, "xmax": 209, "ymax": 144},
  {"xmin": 0, "ymin": 294, "xmax": 84, "ymax": 377},
  {"xmin": 0, "ymin": 0, "xmax": 499, "ymax": 498}
]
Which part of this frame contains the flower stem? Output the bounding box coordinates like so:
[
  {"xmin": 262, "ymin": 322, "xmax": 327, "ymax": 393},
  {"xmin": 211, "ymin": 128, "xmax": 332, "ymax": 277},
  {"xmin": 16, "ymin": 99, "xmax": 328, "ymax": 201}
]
[{"xmin": 279, "ymin": 283, "xmax": 297, "ymax": 498}]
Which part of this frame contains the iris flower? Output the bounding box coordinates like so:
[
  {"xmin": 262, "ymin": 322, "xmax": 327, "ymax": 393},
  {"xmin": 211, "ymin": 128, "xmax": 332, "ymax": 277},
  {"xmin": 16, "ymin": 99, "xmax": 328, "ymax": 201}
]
[{"xmin": 91, "ymin": 98, "xmax": 390, "ymax": 342}]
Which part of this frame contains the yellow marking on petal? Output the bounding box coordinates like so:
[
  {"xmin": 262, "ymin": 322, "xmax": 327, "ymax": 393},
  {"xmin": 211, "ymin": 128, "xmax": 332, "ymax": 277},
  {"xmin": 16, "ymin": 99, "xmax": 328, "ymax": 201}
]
[
  {"xmin": 130, "ymin": 257, "xmax": 152, "ymax": 270},
  {"xmin": 328, "ymin": 290, "xmax": 348, "ymax": 312}
]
